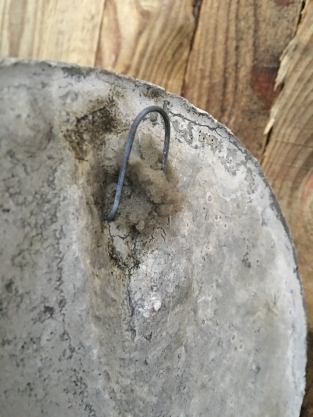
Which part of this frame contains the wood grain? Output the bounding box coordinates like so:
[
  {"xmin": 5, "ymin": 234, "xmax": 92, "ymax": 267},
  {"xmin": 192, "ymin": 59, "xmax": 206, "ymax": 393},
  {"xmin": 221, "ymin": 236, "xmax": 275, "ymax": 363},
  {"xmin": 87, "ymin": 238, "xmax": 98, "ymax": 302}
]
[
  {"xmin": 0, "ymin": 0, "xmax": 106, "ymax": 66},
  {"xmin": 261, "ymin": 3, "xmax": 313, "ymax": 411},
  {"xmin": 183, "ymin": 0, "xmax": 303, "ymax": 160},
  {"xmin": 262, "ymin": 0, "xmax": 313, "ymax": 325},
  {"xmin": 95, "ymin": 0, "xmax": 196, "ymax": 94}
]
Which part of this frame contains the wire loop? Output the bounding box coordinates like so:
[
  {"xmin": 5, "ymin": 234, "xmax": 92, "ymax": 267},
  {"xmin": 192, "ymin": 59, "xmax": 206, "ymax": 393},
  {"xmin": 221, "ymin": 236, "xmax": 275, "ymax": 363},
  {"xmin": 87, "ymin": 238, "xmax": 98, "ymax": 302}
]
[{"xmin": 105, "ymin": 106, "xmax": 171, "ymax": 222}]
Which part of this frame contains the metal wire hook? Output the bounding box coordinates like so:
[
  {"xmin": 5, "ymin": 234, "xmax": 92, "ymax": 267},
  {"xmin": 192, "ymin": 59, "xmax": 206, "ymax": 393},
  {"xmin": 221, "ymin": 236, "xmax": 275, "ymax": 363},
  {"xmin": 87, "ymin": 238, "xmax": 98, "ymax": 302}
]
[{"xmin": 105, "ymin": 106, "xmax": 171, "ymax": 222}]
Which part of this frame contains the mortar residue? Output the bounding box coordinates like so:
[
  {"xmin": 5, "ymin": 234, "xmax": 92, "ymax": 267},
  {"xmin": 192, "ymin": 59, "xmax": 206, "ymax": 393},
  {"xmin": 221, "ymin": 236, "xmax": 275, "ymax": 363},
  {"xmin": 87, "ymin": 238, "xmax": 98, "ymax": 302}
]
[{"xmin": 107, "ymin": 133, "xmax": 184, "ymax": 234}]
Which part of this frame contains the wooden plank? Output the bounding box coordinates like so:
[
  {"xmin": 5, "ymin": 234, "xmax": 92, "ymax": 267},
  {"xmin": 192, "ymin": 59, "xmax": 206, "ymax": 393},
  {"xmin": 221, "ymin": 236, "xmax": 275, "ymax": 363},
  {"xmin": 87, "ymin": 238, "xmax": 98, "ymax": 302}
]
[
  {"xmin": 0, "ymin": 0, "xmax": 106, "ymax": 66},
  {"xmin": 263, "ymin": 2, "xmax": 313, "ymax": 311},
  {"xmin": 261, "ymin": 3, "xmax": 313, "ymax": 412},
  {"xmin": 95, "ymin": 0, "xmax": 196, "ymax": 94},
  {"xmin": 182, "ymin": 0, "xmax": 303, "ymax": 160}
]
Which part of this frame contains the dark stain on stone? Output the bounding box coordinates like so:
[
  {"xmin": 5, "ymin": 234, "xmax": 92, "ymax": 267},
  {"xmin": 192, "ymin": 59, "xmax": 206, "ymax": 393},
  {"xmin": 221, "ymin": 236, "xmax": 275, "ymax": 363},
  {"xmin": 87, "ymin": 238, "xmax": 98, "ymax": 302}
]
[
  {"xmin": 62, "ymin": 66, "xmax": 95, "ymax": 80},
  {"xmin": 144, "ymin": 332, "xmax": 153, "ymax": 342},
  {"xmin": 64, "ymin": 92, "xmax": 123, "ymax": 160},
  {"xmin": 43, "ymin": 305, "xmax": 55, "ymax": 317},
  {"xmin": 143, "ymin": 85, "xmax": 165, "ymax": 100},
  {"xmin": 251, "ymin": 64, "xmax": 280, "ymax": 110},
  {"xmin": 67, "ymin": 93, "xmax": 183, "ymax": 234},
  {"xmin": 58, "ymin": 297, "xmax": 67, "ymax": 310},
  {"xmin": 60, "ymin": 330, "xmax": 70, "ymax": 341},
  {"xmin": 77, "ymin": 102, "xmax": 118, "ymax": 136},
  {"xmin": 242, "ymin": 252, "xmax": 252, "ymax": 268},
  {"xmin": 5, "ymin": 279, "xmax": 13, "ymax": 293}
]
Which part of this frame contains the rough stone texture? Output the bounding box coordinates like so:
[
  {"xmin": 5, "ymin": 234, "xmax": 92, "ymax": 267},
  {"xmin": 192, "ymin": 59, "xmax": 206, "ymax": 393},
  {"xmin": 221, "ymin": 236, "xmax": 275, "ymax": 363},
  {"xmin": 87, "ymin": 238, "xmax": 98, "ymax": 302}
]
[{"xmin": 0, "ymin": 58, "xmax": 306, "ymax": 417}]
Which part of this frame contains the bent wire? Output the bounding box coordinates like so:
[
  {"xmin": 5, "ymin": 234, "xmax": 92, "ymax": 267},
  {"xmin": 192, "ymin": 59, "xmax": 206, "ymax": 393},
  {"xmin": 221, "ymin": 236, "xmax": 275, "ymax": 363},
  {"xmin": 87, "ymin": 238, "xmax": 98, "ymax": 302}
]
[{"xmin": 105, "ymin": 106, "xmax": 171, "ymax": 222}]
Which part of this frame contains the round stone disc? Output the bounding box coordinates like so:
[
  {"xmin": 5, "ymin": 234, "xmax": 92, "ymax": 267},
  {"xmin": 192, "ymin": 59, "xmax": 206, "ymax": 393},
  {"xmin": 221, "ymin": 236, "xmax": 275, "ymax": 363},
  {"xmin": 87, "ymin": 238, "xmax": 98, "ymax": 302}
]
[{"xmin": 0, "ymin": 58, "xmax": 306, "ymax": 417}]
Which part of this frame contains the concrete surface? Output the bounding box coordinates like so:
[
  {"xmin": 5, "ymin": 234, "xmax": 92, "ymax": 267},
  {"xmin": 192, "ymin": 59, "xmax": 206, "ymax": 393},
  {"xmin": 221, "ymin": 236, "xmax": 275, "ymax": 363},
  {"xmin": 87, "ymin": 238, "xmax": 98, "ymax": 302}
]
[{"xmin": 0, "ymin": 58, "xmax": 307, "ymax": 417}]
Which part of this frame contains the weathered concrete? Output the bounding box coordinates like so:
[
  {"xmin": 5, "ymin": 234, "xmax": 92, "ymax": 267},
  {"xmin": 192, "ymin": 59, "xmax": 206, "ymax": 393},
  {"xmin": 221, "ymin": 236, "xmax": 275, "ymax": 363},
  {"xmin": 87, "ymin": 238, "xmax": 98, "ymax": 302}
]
[{"xmin": 0, "ymin": 58, "xmax": 306, "ymax": 417}]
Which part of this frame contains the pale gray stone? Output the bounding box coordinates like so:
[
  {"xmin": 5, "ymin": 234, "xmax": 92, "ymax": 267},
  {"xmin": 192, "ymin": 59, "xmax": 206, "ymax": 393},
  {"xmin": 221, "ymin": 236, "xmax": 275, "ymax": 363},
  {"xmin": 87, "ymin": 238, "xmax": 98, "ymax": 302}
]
[{"xmin": 0, "ymin": 58, "xmax": 306, "ymax": 417}]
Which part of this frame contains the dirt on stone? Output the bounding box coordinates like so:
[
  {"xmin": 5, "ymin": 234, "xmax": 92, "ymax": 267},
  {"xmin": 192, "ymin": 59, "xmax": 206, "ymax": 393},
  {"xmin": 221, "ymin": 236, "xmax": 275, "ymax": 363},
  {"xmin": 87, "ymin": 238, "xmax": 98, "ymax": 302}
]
[
  {"xmin": 105, "ymin": 133, "xmax": 184, "ymax": 235},
  {"xmin": 66, "ymin": 98, "xmax": 185, "ymax": 237}
]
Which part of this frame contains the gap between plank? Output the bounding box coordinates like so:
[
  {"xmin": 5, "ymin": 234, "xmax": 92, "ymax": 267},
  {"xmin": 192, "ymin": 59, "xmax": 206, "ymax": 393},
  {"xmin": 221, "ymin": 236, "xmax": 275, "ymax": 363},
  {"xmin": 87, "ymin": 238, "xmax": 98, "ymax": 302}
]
[
  {"xmin": 261, "ymin": 0, "xmax": 307, "ymax": 164},
  {"xmin": 94, "ymin": 0, "xmax": 107, "ymax": 67}
]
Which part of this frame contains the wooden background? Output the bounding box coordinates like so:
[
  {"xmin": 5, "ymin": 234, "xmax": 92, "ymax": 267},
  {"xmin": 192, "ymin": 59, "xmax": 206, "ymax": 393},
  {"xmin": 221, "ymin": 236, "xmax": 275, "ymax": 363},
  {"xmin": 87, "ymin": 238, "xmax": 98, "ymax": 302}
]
[{"xmin": 1, "ymin": 0, "xmax": 312, "ymax": 413}]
